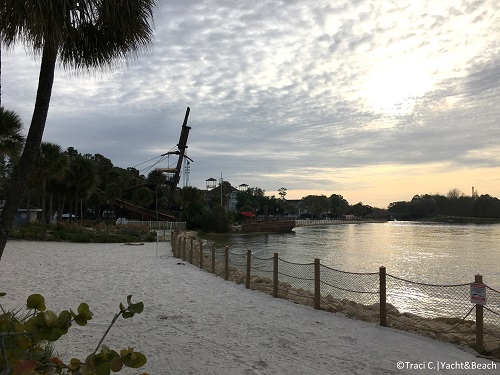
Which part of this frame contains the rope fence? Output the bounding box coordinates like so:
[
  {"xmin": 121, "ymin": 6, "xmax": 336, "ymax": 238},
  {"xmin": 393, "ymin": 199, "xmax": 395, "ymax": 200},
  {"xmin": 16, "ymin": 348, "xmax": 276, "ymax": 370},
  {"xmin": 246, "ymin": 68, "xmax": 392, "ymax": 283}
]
[{"xmin": 171, "ymin": 232, "xmax": 500, "ymax": 358}]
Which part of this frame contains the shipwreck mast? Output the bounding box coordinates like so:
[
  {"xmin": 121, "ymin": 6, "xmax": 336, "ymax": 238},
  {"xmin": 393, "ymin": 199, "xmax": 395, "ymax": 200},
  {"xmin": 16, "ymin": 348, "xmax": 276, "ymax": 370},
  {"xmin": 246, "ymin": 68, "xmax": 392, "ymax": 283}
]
[{"xmin": 156, "ymin": 107, "xmax": 192, "ymax": 212}]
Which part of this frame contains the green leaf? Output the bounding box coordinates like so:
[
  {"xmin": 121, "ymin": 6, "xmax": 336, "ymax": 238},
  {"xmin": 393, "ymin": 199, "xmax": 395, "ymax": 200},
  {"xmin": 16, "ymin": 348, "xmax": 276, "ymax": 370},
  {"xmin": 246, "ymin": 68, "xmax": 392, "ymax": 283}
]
[
  {"xmin": 77, "ymin": 303, "xmax": 93, "ymax": 320},
  {"xmin": 68, "ymin": 358, "xmax": 83, "ymax": 371},
  {"xmin": 44, "ymin": 310, "xmax": 58, "ymax": 327},
  {"xmin": 74, "ymin": 314, "xmax": 89, "ymax": 326},
  {"xmin": 57, "ymin": 310, "xmax": 72, "ymax": 326},
  {"xmin": 96, "ymin": 362, "xmax": 111, "ymax": 375},
  {"xmin": 122, "ymin": 311, "xmax": 134, "ymax": 319},
  {"xmin": 80, "ymin": 363, "xmax": 95, "ymax": 375},
  {"xmin": 128, "ymin": 302, "xmax": 144, "ymax": 314},
  {"xmin": 15, "ymin": 334, "xmax": 32, "ymax": 350},
  {"xmin": 33, "ymin": 312, "xmax": 47, "ymax": 326},
  {"xmin": 119, "ymin": 303, "xmax": 126, "ymax": 312},
  {"xmin": 110, "ymin": 357, "xmax": 123, "ymax": 372},
  {"xmin": 122, "ymin": 351, "xmax": 147, "ymax": 369},
  {"xmin": 43, "ymin": 327, "xmax": 65, "ymax": 341},
  {"xmin": 126, "ymin": 295, "xmax": 133, "ymax": 305},
  {"xmin": 83, "ymin": 353, "xmax": 96, "ymax": 374},
  {"xmin": 0, "ymin": 292, "xmax": 6, "ymax": 297},
  {"xmin": 26, "ymin": 294, "xmax": 46, "ymax": 311}
]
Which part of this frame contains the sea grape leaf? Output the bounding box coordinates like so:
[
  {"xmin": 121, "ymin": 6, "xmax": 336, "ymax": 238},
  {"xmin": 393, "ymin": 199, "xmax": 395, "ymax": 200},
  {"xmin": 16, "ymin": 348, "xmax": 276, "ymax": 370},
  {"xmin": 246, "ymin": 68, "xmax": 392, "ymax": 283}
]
[
  {"xmin": 68, "ymin": 358, "xmax": 83, "ymax": 371},
  {"xmin": 12, "ymin": 359, "xmax": 38, "ymax": 375},
  {"xmin": 44, "ymin": 310, "xmax": 58, "ymax": 327},
  {"xmin": 43, "ymin": 326, "xmax": 65, "ymax": 341},
  {"xmin": 26, "ymin": 294, "xmax": 46, "ymax": 311},
  {"xmin": 122, "ymin": 351, "xmax": 147, "ymax": 369},
  {"xmin": 33, "ymin": 311, "xmax": 47, "ymax": 326},
  {"xmin": 96, "ymin": 362, "xmax": 111, "ymax": 375},
  {"xmin": 128, "ymin": 302, "xmax": 144, "ymax": 314},
  {"xmin": 15, "ymin": 334, "xmax": 32, "ymax": 350},
  {"xmin": 77, "ymin": 303, "xmax": 93, "ymax": 320},
  {"xmin": 122, "ymin": 311, "xmax": 134, "ymax": 319},
  {"xmin": 57, "ymin": 310, "xmax": 72, "ymax": 326},
  {"xmin": 74, "ymin": 314, "xmax": 89, "ymax": 326},
  {"xmin": 110, "ymin": 357, "xmax": 123, "ymax": 372}
]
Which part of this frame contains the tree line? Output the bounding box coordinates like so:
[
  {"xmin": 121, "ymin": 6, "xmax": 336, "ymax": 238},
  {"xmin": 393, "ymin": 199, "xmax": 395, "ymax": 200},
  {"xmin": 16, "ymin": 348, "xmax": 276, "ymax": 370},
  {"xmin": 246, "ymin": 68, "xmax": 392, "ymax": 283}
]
[
  {"xmin": 3, "ymin": 134, "xmax": 499, "ymax": 235},
  {"xmin": 387, "ymin": 190, "xmax": 500, "ymax": 220}
]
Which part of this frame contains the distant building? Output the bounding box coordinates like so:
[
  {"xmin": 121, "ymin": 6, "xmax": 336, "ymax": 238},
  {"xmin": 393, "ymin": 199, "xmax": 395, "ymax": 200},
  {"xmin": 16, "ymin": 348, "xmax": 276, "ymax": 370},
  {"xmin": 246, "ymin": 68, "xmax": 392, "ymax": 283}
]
[
  {"xmin": 205, "ymin": 178, "xmax": 217, "ymax": 190},
  {"xmin": 0, "ymin": 201, "xmax": 42, "ymax": 224},
  {"xmin": 203, "ymin": 180, "xmax": 239, "ymax": 211},
  {"xmin": 238, "ymin": 183, "xmax": 249, "ymax": 191}
]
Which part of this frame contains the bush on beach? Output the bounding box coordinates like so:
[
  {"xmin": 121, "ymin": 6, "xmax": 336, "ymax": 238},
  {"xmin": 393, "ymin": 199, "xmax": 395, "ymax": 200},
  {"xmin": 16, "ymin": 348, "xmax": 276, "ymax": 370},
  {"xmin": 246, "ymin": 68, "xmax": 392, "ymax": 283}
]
[
  {"xmin": 0, "ymin": 293, "xmax": 147, "ymax": 375},
  {"xmin": 10, "ymin": 223, "xmax": 156, "ymax": 243}
]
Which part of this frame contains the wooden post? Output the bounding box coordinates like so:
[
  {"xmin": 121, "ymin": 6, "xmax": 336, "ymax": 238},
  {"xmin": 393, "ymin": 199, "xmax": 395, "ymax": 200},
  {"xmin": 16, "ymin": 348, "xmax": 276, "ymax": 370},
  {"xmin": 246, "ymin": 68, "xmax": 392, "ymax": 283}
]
[
  {"xmin": 273, "ymin": 253, "xmax": 279, "ymax": 298},
  {"xmin": 189, "ymin": 238, "xmax": 193, "ymax": 264},
  {"xmin": 475, "ymin": 274, "xmax": 484, "ymax": 353},
  {"xmin": 171, "ymin": 232, "xmax": 175, "ymax": 255},
  {"xmin": 199, "ymin": 241, "xmax": 204, "ymax": 270},
  {"xmin": 246, "ymin": 250, "xmax": 251, "ymax": 289},
  {"xmin": 173, "ymin": 234, "xmax": 177, "ymax": 257},
  {"xmin": 224, "ymin": 246, "xmax": 229, "ymax": 281},
  {"xmin": 211, "ymin": 243, "xmax": 216, "ymax": 274},
  {"xmin": 379, "ymin": 266, "xmax": 387, "ymax": 327},
  {"xmin": 314, "ymin": 259, "xmax": 320, "ymax": 310},
  {"xmin": 182, "ymin": 237, "xmax": 186, "ymax": 261}
]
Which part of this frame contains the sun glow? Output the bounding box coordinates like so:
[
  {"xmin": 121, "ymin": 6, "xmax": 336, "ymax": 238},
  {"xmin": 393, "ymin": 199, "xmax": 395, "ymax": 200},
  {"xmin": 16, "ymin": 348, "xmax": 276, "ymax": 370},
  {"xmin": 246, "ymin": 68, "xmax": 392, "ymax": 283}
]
[{"xmin": 362, "ymin": 61, "xmax": 433, "ymax": 116}]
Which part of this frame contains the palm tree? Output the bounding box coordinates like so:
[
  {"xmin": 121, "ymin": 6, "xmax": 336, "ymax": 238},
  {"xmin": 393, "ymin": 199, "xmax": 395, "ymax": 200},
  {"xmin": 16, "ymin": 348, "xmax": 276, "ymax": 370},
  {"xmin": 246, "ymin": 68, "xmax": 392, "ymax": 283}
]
[
  {"xmin": 33, "ymin": 142, "xmax": 68, "ymax": 231},
  {"xmin": 0, "ymin": 0, "xmax": 158, "ymax": 259},
  {"xmin": 0, "ymin": 107, "xmax": 24, "ymax": 195},
  {"xmin": 63, "ymin": 154, "xmax": 98, "ymax": 223}
]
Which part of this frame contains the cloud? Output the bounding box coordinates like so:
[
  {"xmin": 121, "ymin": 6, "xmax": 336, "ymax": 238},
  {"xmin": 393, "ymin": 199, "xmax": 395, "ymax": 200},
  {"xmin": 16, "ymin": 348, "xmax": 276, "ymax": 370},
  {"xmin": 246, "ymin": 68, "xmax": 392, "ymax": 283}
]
[{"xmin": 1, "ymin": 0, "xmax": 499, "ymax": 207}]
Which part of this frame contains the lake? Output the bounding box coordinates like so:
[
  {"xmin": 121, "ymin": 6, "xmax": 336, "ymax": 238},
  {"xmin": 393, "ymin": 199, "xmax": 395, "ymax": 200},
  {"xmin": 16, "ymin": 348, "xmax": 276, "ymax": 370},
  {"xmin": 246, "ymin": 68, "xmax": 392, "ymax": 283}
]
[{"xmin": 204, "ymin": 221, "xmax": 500, "ymax": 288}]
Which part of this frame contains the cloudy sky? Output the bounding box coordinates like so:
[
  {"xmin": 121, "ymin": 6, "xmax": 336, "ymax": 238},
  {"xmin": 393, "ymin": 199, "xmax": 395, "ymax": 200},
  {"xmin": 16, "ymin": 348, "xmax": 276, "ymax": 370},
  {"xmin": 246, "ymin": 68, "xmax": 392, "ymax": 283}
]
[{"xmin": 2, "ymin": 0, "xmax": 500, "ymax": 208}]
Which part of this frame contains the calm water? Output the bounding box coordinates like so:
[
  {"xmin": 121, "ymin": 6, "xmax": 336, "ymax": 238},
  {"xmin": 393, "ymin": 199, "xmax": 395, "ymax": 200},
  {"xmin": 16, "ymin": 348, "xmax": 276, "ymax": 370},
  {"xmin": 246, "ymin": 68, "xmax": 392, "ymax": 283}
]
[{"xmin": 206, "ymin": 221, "xmax": 500, "ymax": 289}]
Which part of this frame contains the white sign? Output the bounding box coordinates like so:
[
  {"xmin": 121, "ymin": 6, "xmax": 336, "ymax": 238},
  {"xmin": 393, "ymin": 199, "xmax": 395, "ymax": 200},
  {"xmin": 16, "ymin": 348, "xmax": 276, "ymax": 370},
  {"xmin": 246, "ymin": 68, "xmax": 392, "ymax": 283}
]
[{"xmin": 470, "ymin": 283, "xmax": 487, "ymax": 305}]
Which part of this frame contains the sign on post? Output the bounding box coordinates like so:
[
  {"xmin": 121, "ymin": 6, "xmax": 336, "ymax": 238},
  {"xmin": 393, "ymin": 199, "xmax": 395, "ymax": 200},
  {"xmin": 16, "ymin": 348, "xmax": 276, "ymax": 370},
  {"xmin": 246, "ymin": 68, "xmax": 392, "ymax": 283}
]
[{"xmin": 470, "ymin": 283, "xmax": 487, "ymax": 305}]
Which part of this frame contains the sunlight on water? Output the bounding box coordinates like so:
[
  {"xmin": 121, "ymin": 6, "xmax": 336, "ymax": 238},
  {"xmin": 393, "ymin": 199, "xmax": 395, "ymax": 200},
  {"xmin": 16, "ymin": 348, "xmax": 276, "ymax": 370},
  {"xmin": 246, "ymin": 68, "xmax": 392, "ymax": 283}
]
[{"xmin": 206, "ymin": 222, "xmax": 500, "ymax": 318}]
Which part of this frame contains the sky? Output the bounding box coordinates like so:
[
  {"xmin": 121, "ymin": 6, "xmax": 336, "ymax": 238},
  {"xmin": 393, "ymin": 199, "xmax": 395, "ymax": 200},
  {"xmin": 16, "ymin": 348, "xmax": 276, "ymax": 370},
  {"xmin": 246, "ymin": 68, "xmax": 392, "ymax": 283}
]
[{"xmin": 2, "ymin": 0, "xmax": 500, "ymax": 208}]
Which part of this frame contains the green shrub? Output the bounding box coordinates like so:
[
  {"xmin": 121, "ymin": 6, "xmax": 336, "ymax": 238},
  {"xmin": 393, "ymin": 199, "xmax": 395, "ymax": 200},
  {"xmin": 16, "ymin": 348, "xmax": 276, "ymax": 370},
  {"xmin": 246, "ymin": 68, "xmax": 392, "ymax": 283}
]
[
  {"xmin": 69, "ymin": 233, "xmax": 92, "ymax": 243},
  {"xmin": 11, "ymin": 223, "xmax": 157, "ymax": 243},
  {"xmin": 0, "ymin": 293, "xmax": 147, "ymax": 375}
]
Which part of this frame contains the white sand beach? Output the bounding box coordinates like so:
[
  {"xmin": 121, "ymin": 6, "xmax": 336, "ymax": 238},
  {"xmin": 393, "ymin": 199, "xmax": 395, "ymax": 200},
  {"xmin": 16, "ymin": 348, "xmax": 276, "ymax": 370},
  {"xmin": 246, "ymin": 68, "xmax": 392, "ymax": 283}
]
[{"xmin": 0, "ymin": 240, "xmax": 497, "ymax": 374}]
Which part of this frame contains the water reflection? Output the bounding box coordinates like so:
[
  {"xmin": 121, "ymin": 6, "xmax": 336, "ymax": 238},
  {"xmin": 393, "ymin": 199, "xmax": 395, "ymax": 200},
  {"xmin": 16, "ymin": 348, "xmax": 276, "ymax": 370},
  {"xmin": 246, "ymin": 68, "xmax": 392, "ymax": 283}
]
[{"xmin": 203, "ymin": 222, "xmax": 500, "ymax": 317}]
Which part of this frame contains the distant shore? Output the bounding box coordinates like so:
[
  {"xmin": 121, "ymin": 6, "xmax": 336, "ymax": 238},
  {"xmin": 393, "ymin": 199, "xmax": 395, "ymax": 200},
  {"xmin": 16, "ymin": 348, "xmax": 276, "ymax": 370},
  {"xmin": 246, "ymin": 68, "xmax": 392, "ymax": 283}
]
[{"xmin": 421, "ymin": 216, "xmax": 500, "ymax": 224}]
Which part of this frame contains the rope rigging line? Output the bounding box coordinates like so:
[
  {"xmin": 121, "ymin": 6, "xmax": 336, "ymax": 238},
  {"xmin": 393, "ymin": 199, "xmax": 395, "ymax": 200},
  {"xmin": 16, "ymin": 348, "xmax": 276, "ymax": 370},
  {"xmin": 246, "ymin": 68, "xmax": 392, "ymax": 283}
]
[{"xmin": 131, "ymin": 154, "xmax": 163, "ymax": 169}]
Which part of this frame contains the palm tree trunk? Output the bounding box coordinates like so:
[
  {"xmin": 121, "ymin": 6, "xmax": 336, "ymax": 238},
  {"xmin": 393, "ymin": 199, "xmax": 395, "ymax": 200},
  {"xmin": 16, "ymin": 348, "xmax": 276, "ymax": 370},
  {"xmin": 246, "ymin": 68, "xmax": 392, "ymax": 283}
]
[
  {"xmin": 40, "ymin": 177, "xmax": 47, "ymax": 237},
  {"xmin": 0, "ymin": 42, "xmax": 57, "ymax": 260},
  {"xmin": 26, "ymin": 190, "xmax": 31, "ymax": 224},
  {"xmin": 48, "ymin": 193, "xmax": 54, "ymax": 224},
  {"xmin": 57, "ymin": 197, "xmax": 65, "ymax": 224}
]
